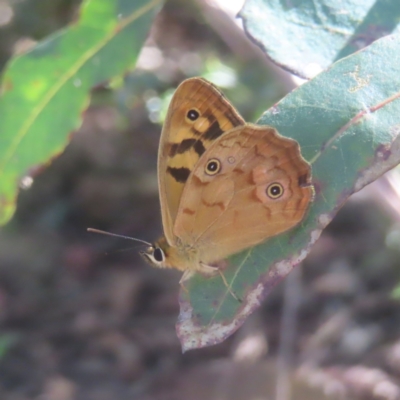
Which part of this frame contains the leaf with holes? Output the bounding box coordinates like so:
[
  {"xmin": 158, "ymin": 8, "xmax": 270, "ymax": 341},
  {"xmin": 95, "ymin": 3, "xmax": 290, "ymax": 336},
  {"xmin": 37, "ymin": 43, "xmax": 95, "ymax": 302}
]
[{"xmin": 177, "ymin": 34, "xmax": 400, "ymax": 351}]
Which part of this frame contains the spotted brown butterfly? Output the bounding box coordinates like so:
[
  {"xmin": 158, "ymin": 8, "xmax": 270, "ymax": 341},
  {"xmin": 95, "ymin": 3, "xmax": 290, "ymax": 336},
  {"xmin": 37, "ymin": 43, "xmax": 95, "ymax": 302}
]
[{"xmin": 141, "ymin": 78, "xmax": 314, "ymax": 296}]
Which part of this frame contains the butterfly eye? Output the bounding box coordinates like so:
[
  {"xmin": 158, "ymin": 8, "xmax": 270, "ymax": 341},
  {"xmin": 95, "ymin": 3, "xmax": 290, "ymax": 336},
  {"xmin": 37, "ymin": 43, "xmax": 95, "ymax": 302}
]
[
  {"xmin": 266, "ymin": 183, "xmax": 284, "ymax": 199},
  {"xmin": 186, "ymin": 108, "xmax": 200, "ymax": 122},
  {"xmin": 153, "ymin": 247, "xmax": 164, "ymax": 262},
  {"xmin": 205, "ymin": 159, "xmax": 221, "ymax": 175}
]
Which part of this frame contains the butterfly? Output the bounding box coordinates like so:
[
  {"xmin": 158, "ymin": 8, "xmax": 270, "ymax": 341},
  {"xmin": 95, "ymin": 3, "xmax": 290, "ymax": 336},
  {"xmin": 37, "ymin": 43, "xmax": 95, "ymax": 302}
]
[{"xmin": 139, "ymin": 78, "xmax": 314, "ymax": 299}]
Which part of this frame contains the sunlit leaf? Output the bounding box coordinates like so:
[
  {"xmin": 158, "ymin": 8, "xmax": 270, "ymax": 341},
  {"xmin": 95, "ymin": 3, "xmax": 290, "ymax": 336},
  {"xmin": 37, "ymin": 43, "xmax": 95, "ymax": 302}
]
[
  {"xmin": 177, "ymin": 34, "xmax": 400, "ymax": 351},
  {"xmin": 240, "ymin": 0, "xmax": 400, "ymax": 78},
  {"xmin": 0, "ymin": 0, "xmax": 163, "ymax": 225}
]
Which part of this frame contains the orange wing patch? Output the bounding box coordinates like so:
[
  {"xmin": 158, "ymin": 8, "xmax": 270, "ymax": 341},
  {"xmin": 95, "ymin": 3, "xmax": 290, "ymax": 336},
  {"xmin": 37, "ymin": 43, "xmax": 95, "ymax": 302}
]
[
  {"xmin": 158, "ymin": 78, "xmax": 245, "ymax": 244},
  {"xmin": 173, "ymin": 124, "xmax": 313, "ymax": 263}
]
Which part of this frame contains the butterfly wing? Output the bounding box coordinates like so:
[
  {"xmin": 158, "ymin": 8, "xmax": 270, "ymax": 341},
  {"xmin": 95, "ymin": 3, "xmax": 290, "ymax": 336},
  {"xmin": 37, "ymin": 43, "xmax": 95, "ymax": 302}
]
[
  {"xmin": 173, "ymin": 124, "xmax": 314, "ymax": 264},
  {"xmin": 158, "ymin": 78, "xmax": 245, "ymax": 245}
]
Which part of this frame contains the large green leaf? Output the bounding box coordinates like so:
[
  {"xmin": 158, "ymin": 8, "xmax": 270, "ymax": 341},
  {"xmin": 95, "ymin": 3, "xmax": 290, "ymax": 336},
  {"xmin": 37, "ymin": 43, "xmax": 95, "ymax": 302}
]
[
  {"xmin": 240, "ymin": 0, "xmax": 400, "ymax": 79},
  {"xmin": 0, "ymin": 0, "xmax": 163, "ymax": 225},
  {"xmin": 177, "ymin": 34, "xmax": 400, "ymax": 351}
]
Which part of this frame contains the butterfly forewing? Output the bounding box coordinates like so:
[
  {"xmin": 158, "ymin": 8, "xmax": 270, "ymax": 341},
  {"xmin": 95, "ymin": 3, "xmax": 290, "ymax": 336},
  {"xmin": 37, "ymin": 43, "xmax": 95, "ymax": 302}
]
[{"xmin": 158, "ymin": 78, "xmax": 245, "ymax": 245}]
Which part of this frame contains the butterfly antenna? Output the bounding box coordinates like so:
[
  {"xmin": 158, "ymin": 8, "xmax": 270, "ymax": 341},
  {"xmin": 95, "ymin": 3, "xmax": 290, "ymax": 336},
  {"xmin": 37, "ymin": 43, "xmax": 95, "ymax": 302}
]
[{"xmin": 87, "ymin": 228, "xmax": 152, "ymax": 246}]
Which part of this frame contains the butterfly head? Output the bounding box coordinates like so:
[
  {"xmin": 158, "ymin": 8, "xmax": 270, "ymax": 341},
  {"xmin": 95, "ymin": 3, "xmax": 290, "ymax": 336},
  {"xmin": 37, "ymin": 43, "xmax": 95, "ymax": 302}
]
[
  {"xmin": 140, "ymin": 236, "xmax": 170, "ymax": 269},
  {"xmin": 140, "ymin": 236, "xmax": 197, "ymax": 272}
]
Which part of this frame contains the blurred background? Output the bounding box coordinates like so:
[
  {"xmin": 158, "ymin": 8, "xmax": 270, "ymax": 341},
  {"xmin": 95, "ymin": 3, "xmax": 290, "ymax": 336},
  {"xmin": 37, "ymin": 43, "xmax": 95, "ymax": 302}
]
[{"xmin": 2, "ymin": 0, "xmax": 400, "ymax": 399}]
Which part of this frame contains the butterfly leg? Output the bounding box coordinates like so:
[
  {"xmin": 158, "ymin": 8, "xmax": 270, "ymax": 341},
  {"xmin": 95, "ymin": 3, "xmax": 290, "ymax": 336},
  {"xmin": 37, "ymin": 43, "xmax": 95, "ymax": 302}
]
[
  {"xmin": 179, "ymin": 269, "xmax": 195, "ymax": 294},
  {"xmin": 200, "ymin": 263, "xmax": 242, "ymax": 302}
]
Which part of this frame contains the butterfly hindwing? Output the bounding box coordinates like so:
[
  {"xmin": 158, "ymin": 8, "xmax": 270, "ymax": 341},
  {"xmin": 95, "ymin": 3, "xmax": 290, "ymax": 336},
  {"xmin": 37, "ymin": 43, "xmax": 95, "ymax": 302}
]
[
  {"xmin": 158, "ymin": 78, "xmax": 245, "ymax": 244},
  {"xmin": 173, "ymin": 124, "xmax": 314, "ymax": 264}
]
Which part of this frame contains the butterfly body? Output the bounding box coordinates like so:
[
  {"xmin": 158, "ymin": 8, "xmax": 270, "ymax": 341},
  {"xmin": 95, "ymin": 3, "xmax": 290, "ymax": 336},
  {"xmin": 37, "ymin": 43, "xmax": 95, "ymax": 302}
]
[
  {"xmin": 148, "ymin": 235, "xmax": 202, "ymax": 272},
  {"xmin": 140, "ymin": 78, "xmax": 314, "ymax": 285}
]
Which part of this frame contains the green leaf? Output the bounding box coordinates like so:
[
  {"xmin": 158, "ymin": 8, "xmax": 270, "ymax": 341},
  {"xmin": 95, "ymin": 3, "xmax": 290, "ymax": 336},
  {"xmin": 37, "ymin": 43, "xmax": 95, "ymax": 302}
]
[
  {"xmin": 240, "ymin": 0, "xmax": 400, "ymax": 79},
  {"xmin": 177, "ymin": 34, "xmax": 400, "ymax": 351},
  {"xmin": 0, "ymin": 0, "xmax": 163, "ymax": 225}
]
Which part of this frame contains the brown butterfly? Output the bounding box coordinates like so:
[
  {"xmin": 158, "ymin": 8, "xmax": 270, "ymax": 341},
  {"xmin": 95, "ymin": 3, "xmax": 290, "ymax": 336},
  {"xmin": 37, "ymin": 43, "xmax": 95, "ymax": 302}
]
[{"xmin": 139, "ymin": 77, "xmax": 314, "ymax": 298}]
